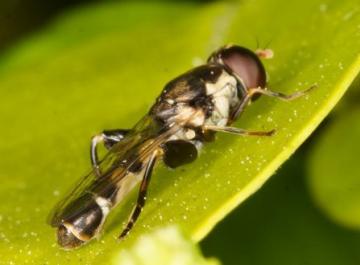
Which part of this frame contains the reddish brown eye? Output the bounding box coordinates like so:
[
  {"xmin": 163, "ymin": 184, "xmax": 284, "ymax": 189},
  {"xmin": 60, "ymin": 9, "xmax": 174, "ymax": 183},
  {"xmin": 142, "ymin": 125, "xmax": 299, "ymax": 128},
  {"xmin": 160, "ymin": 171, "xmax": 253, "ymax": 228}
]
[{"xmin": 213, "ymin": 46, "xmax": 267, "ymax": 89}]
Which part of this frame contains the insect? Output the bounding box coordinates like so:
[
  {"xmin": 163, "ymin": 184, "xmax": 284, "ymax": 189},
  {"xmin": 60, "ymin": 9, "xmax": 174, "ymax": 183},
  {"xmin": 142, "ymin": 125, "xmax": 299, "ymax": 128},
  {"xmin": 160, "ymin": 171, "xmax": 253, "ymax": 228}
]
[{"xmin": 49, "ymin": 45, "xmax": 314, "ymax": 249}]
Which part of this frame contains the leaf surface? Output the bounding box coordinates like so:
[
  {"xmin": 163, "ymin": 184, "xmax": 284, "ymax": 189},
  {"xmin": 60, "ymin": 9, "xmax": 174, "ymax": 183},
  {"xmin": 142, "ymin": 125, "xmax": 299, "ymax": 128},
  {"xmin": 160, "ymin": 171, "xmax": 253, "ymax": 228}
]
[{"xmin": 0, "ymin": 0, "xmax": 359, "ymax": 263}]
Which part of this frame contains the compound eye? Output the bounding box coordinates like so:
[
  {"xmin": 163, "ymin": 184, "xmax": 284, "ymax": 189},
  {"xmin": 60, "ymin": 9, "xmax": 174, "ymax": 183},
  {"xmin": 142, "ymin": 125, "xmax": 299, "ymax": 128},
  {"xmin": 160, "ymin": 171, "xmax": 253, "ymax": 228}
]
[{"xmin": 219, "ymin": 46, "xmax": 267, "ymax": 89}]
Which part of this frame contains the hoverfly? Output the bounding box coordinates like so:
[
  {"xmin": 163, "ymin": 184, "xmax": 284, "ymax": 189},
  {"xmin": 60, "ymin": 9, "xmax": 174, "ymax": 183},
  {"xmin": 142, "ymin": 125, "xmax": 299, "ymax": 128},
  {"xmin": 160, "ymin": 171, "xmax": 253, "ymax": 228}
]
[{"xmin": 49, "ymin": 45, "xmax": 314, "ymax": 249}]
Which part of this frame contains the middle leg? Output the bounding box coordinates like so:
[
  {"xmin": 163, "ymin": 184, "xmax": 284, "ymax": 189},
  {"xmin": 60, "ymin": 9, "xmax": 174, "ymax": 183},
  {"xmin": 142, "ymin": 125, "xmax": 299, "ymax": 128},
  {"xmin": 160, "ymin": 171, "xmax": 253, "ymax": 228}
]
[{"xmin": 203, "ymin": 125, "xmax": 275, "ymax": 137}]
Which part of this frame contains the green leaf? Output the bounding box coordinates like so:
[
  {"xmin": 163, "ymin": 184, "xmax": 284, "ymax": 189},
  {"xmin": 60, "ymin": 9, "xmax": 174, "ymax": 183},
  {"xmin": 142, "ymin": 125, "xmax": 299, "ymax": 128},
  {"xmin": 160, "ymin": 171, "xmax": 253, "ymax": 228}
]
[
  {"xmin": 113, "ymin": 226, "xmax": 219, "ymax": 265},
  {"xmin": 307, "ymin": 106, "xmax": 360, "ymax": 229},
  {"xmin": 0, "ymin": 0, "xmax": 359, "ymax": 263},
  {"xmin": 202, "ymin": 152, "xmax": 360, "ymax": 265}
]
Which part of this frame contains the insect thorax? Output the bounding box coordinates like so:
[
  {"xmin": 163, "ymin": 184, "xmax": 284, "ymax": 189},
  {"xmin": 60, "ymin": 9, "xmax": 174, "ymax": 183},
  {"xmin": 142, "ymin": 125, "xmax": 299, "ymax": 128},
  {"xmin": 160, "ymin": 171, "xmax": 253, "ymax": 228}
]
[{"xmin": 150, "ymin": 65, "xmax": 239, "ymax": 142}]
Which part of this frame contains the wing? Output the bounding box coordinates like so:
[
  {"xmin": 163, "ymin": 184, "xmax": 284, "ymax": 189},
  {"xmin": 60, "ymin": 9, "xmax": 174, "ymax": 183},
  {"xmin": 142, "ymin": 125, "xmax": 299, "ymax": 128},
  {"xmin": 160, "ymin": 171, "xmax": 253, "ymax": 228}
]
[{"xmin": 48, "ymin": 115, "xmax": 178, "ymax": 226}]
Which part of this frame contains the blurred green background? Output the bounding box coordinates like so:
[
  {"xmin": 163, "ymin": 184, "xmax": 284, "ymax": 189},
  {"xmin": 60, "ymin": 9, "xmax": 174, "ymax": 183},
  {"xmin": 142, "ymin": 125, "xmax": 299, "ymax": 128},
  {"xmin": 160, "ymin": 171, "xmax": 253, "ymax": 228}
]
[{"xmin": 1, "ymin": 0, "xmax": 360, "ymax": 264}]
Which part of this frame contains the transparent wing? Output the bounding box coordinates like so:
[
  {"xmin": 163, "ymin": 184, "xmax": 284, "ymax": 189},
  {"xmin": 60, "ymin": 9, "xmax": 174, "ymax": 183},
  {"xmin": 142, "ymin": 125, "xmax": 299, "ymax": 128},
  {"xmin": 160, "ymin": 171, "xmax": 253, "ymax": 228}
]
[{"xmin": 48, "ymin": 115, "xmax": 178, "ymax": 226}]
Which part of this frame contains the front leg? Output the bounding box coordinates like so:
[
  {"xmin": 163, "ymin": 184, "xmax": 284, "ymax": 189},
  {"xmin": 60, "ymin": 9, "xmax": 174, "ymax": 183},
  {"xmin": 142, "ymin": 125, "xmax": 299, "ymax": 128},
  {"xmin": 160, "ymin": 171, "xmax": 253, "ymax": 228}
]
[
  {"xmin": 231, "ymin": 85, "xmax": 316, "ymax": 121},
  {"xmin": 249, "ymin": 85, "xmax": 316, "ymax": 101},
  {"xmin": 90, "ymin": 129, "xmax": 130, "ymax": 176}
]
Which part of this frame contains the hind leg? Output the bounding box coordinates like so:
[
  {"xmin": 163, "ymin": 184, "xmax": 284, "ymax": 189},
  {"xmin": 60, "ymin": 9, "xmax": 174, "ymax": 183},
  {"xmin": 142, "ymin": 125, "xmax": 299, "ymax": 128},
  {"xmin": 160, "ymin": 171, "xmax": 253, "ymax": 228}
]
[{"xmin": 90, "ymin": 129, "xmax": 130, "ymax": 176}]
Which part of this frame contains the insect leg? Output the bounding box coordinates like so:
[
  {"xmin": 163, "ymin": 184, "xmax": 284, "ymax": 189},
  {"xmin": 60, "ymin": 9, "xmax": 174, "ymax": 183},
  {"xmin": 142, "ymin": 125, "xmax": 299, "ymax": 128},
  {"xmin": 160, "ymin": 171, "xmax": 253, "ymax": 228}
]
[
  {"xmin": 204, "ymin": 125, "xmax": 275, "ymax": 137},
  {"xmin": 250, "ymin": 84, "xmax": 316, "ymax": 101},
  {"xmin": 231, "ymin": 85, "xmax": 316, "ymax": 122},
  {"xmin": 90, "ymin": 129, "xmax": 130, "ymax": 176},
  {"xmin": 230, "ymin": 95, "xmax": 252, "ymax": 122},
  {"xmin": 118, "ymin": 150, "xmax": 158, "ymax": 240}
]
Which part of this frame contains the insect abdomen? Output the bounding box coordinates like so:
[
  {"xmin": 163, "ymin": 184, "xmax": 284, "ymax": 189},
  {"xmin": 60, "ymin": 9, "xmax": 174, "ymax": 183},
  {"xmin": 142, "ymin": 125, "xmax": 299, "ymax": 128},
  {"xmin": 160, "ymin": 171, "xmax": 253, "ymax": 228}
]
[{"xmin": 56, "ymin": 193, "xmax": 111, "ymax": 248}]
